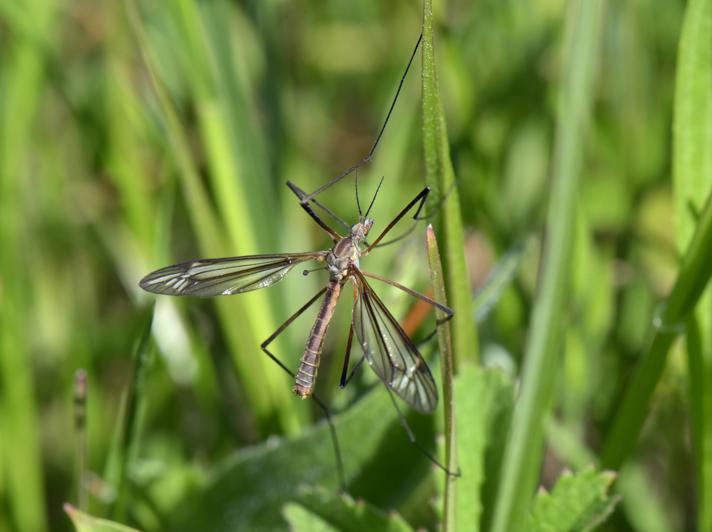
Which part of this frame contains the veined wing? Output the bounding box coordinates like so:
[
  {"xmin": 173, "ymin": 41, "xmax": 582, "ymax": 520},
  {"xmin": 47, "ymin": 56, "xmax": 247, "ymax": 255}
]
[
  {"xmin": 140, "ymin": 252, "xmax": 326, "ymax": 296},
  {"xmin": 351, "ymin": 271, "xmax": 438, "ymax": 413}
]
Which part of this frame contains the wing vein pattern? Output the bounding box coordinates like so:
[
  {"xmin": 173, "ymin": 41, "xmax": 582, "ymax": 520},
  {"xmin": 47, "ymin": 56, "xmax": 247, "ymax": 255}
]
[
  {"xmin": 140, "ymin": 252, "xmax": 326, "ymax": 296},
  {"xmin": 351, "ymin": 271, "xmax": 438, "ymax": 413}
]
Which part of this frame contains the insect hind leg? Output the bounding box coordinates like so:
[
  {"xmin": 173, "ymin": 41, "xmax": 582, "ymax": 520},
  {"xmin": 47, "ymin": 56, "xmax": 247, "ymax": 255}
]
[
  {"xmin": 259, "ymin": 288, "xmax": 347, "ymax": 491},
  {"xmin": 384, "ymin": 387, "xmax": 460, "ymax": 477}
]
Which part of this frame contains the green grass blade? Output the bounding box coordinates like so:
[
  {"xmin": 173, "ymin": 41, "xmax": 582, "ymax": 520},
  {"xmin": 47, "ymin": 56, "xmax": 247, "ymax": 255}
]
[
  {"xmin": 687, "ymin": 315, "xmax": 712, "ymax": 531},
  {"xmin": 489, "ymin": 1, "xmax": 605, "ymax": 530},
  {"xmin": 425, "ymin": 225, "xmax": 457, "ymax": 531},
  {"xmin": 126, "ymin": 1, "xmax": 303, "ymax": 434},
  {"xmin": 105, "ymin": 306, "xmax": 155, "ymax": 521},
  {"xmin": 0, "ymin": 2, "xmax": 56, "ymax": 530},
  {"xmin": 422, "ymin": 0, "xmax": 478, "ymax": 367},
  {"xmin": 671, "ymin": 1, "xmax": 712, "ymax": 530},
  {"xmin": 616, "ymin": 463, "xmax": 676, "ymax": 532},
  {"xmin": 602, "ymin": 189, "xmax": 712, "ymax": 468},
  {"xmin": 473, "ymin": 240, "xmax": 526, "ymax": 324}
]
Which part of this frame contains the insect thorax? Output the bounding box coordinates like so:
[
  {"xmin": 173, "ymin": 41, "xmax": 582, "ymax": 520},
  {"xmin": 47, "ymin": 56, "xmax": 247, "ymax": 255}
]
[{"xmin": 327, "ymin": 237, "xmax": 361, "ymax": 280}]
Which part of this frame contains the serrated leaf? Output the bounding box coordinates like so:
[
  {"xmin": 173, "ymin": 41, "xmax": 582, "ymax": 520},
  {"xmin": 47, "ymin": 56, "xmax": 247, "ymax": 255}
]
[
  {"xmin": 64, "ymin": 504, "xmax": 140, "ymax": 532},
  {"xmin": 284, "ymin": 486, "xmax": 414, "ymax": 532},
  {"xmin": 525, "ymin": 468, "xmax": 619, "ymax": 532},
  {"xmin": 452, "ymin": 364, "xmax": 515, "ymax": 532},
  {"xmin": 283, "ymin": 503, "xmax": 339, "ymax": 532}
]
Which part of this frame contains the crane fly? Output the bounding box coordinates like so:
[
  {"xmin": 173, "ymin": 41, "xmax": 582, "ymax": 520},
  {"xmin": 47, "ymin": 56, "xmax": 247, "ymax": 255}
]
[
  {"xmin": 139, "ymin": 184, "xmax": 452, "ymax": 414},
  {"xmin": 138, "ymin": 32, "xmax": 456, "ymax": 484}
]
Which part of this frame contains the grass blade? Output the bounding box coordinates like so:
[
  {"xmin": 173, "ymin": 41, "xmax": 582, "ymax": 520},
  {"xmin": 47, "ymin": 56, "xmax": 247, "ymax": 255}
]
[
  {"xmin": 602, "ymin": 188, "xmax": 712, "ymax": 468},
  {"xmin": 0, "ymin": 2, "xmax": 56, "ymax": 530},
  {"xmin": 490, "ymin": 1, "xmax": 605, "ymax": 530},
  {"xmin": 422, "ymin": 0, "xmax": 478, "ymax": 367},
  {"xmin": 105, "ymin": 306, "xmax": 155, "ymax": 521},
  {"xmin": 425, "ymin": 225, "xmax": 457, "ymax": 531},
  {"xmin": 125, "ymin": 1, "xmax": 303, "ymax": 434},
  {"xmin": 671, "ymin": 1, "xmax": 712, "ymax": 530}
]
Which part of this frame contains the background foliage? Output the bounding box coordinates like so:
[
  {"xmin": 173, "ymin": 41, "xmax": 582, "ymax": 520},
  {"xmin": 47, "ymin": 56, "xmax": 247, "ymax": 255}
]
[{"xmin": 0, "ymin": 0, "xmax": 710, "ymax": 530}]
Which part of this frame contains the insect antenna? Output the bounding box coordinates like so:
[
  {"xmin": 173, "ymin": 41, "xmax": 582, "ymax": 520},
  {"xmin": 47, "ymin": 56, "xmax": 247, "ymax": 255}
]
[{"xmin": 364, "ymin": 176, "xmax": 385, "ymax": 218}]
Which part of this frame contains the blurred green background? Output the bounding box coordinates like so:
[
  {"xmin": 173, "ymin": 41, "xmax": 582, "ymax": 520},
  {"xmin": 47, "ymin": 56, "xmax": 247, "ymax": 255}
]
[{"xmin": 0, "ymin": 0, "xmax": 707, "ymax": 530}]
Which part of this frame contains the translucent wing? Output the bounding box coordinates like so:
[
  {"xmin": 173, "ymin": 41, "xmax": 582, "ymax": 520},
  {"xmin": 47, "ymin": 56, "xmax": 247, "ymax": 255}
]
[
  {"xmin": 351, "ymin": 272, "xmax": 438, "ymax": 413},
  {"xmin": 140, "ymin": 252, "xmax": 326, "ymax": 296}
]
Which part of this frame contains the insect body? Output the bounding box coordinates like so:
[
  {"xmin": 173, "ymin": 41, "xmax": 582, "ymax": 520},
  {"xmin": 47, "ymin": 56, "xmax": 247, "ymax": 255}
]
[
  {"xmin": 137, "ymin": 31, "xmax": 458, "ymax": 486},
  {"xmin": 294, "ymin": 220, "xmax": 371, "ymax": 399},
  {"xmin": 140, "ymin": 187, "xmax": 450, "ymax": 414}
]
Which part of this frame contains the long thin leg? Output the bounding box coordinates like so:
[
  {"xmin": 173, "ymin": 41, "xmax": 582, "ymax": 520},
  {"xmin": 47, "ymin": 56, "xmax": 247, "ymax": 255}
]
[
  {"xmin": 286, "ymin": 181, "xmax": 341, "ymax": 242},
  {"xmin": 371, "ymin": 178, "xmax": 464, "ymax": 249},
  {"xmin": 362, "ymin": 270, "xmax": 453, "ymax": 358},
  {"xmin": 361, "ymin": 270, "xmax": 453, "ymax": 321},
  {"xmin": 363, "ymin": 187, "xmax": 430, "ymax": 254},
  {"xmin": 342, "ymin": 355, "xmax": 366, "ymax": 388},
  {"xmin": 259, "ymin": 287, "xmax": 347, "ymax": 491},
  {"xmin": 295, "ymin": 34, "xmax": 423, "ymax": 205},
  {"xmin": 385, "ymin": 387, "xmax": 459, "ymax": 477},
  {"xmin": 287, "ymin": 181, "xmax": 351, "ymax": 233},
  {"xmin": 338, "ymin": 324, "xmax": 354, "ymax": 388}
]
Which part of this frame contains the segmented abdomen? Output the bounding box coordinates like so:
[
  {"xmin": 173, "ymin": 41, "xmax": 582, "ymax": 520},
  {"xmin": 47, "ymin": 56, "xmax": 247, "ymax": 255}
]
[{"xmin": 293, "ymin": 281, "xmax": 342, "ymax": 398}]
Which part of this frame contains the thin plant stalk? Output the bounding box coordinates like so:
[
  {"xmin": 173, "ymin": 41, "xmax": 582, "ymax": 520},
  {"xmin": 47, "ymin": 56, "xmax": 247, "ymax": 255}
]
[
  {"xmin": 422, "ymin": 0, "xmax": 478, "ymax": 368},
  {"xmin": 426, "ymin": 225, "xmax": 458, "ymax": 531},
  {"xmin": 490, "ymin": 1, "xmax": 605, "ymax": 530}
]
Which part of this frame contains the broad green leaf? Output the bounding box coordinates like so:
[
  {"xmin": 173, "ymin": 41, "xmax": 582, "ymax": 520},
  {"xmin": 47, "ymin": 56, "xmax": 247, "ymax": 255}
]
[
  {"xmin": 64, "ymin": 504, "xmax": 140, "ymax": 532},
  {"xmin": 169, "ymin": 387, "xmax": 435, "ymax": 531},
  {"xmin": 284, "ymin": 486, "xmax": 413, "ymax": 532},
  {"xmin": 525, "ymin": 468, "xmax": 618, "ymax": 532},
  {"xmin": 283, "ymin": 504, "xmax": 338, "ymax": 532},
  {"xmin": 454, "ymin": 365, "xmax": 514, "ymax": 532}
]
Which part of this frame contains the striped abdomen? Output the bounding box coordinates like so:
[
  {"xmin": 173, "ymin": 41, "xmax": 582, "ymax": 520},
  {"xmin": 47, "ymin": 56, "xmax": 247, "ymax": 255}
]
[{"xmin": 293, "ymin": 281, "xmax": 342, "ymax": 398}]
